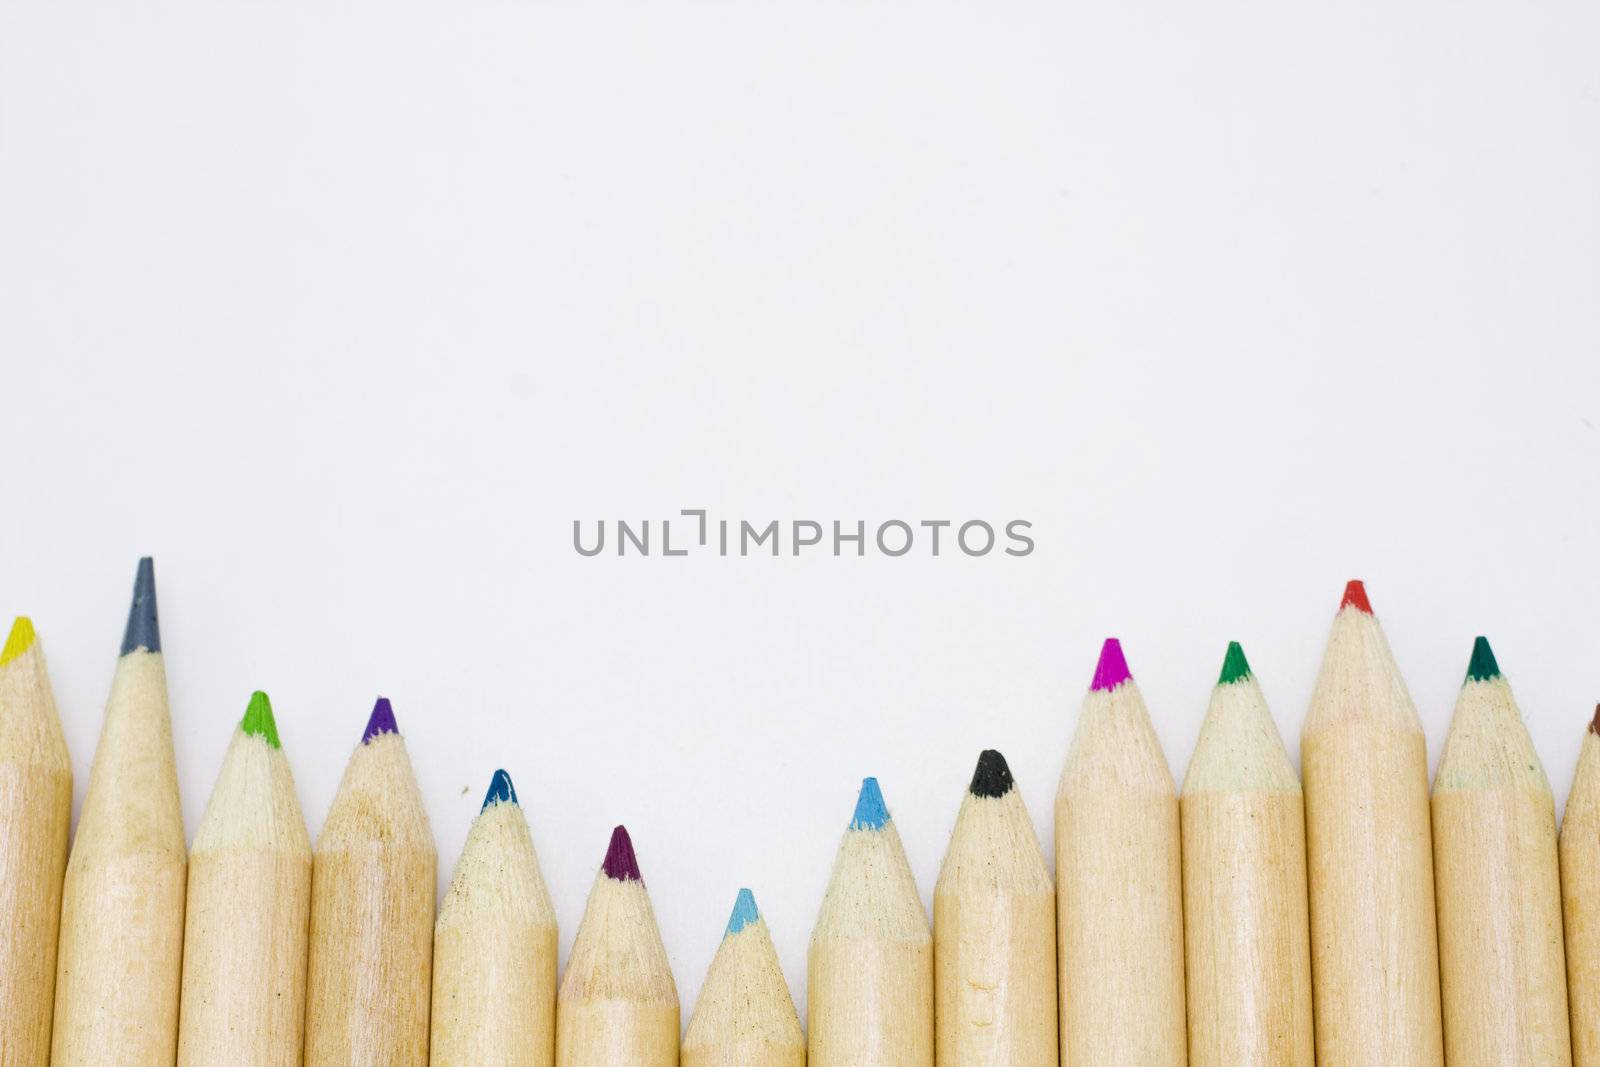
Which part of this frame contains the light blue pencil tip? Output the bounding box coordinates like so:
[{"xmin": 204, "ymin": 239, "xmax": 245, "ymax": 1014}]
[
  {"xmin": 849, "ymin": 776, "xmax": 890, "ymax": 831},
  {"xmin": 481, "ymin": 769, "xmax": 518, "ymax": 810},
  {"xmin": 725, "ymin": 888, "xmax": 760, "ymax": 937}
]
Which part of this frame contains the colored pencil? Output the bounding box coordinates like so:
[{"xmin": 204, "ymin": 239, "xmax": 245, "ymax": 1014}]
[
  {"xmin": 1562, "ymin": 704, "xmax": 1600, "ymax": 1066},
  {"xmin": 1054, "ymin": 638, "xmax": 1186, "ymax": 1065},
  {"xmin": 1432, "ymin": 638, "xmax": 1570, "ymax": 1064},
  {"xmin": 431, "ymin": 769, "xmax": 558, "ymax": 1067},
  {"xmin": 1180, "ymin": 642, "xmax": 1313, "ymax": 1067},
  {"xmin": 0, "ymin": 617, "xmax": 71, "ymax": 1067},
  {"xmin": 304, "ymin": 698, "xmax": 436, "ymax": 1067},
  {"xmin": 176, "ymin": 691, "xmax": 312, "ymax": 1067},
  {"xmin": 933, "ymin": 749, "xmax": 1056, "ymax": 1066},
  {"xmin": 682, "ymin": 888, "xmax": 805, "ymax": 1067},
  {"xmin": 556, "ymin": 825, "xmax": 679, "ymax": 1066},
  {"xmin": 1301, "ymin": 580, "xmax": 1443, "ymax": 1065},
  {"xmin": 808, "ymin": 776, "xmax": 933, "ymax": 1067},
  {"xmin": 52, "ymin": 558, "xmax": 187, "ymax": 1067}
]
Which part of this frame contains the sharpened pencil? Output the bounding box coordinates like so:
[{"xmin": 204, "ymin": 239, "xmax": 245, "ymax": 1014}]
[
  {"xmin": 177, "ymin": 691, "xmax": 312, "ymax": 1067},
  {"xmin": 556, "ymin": 825, "xmax": 679, "ymax": 1066},
  {"xmin": 431, "ymin": 769, "xmax": 558, "ymax": 1067},
  {"xmin": 933, "ymin": 750, "xmax": 1056, "ymax": 1066},
  {"xmin": 1562, "ymin": 704, "xmax": 1600, "ymax": 1067},
  {"xmin": 682, "ymin": 889, "xmax": 805, "ymax": 1067},
  {"xmin": 304, "ymin": 698, "xmax": 436, "ymax": 1067},
  {"xmin": 1180, "ymin": 642, "xmax": 1313, "ymax": 1067},
  {"xmin": 52, "ymin": 558, "xmax": 187, "ymax": 1067},
  {"xmin": 1055, "ymin": 638, "xmax": 1186, "ymax": 1066},
  {"xmin": 1432, "ymin": 637, "xmax": 1570, "ymax": 1065},
  {"xmin": 1302, "ymin": 581, "xmax": 1443, "ymax": 1066},
  {"xmin": 808, "ymin": 776, "xmax": 933, "ymax": 1067},
  {"xmin": 0, "ymin": 617, "xmax": 71, "ymax": 1067}
]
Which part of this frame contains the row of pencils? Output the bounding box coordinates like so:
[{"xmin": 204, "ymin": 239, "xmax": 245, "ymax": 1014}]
[{"xmin": 1, "ymin": 560, "xmax": 1597, "ymax": 1066}]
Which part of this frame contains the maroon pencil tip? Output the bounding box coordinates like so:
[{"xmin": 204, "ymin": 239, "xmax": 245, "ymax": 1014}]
[
  {"xmin": 603, "ymin": 824, "xmax": 641, "ymax": 881},
  {"xmin": 1340, "ymin": 579, "xmax": 1373, "ymax": 614},
  {"xmin": 1090, "ymin": 637, "xmax": 1132, "ymax": 692}
]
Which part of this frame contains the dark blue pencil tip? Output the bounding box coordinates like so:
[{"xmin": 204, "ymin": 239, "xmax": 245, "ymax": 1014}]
[
  {"xmin": 362, "ymin": 697, "xmax": 398, "ymax": 743},
  {"xmin": 481, "ymin": 768, "xmax": 518, "ymax": 810},
  {"xmin": 725, "ymin": 888, "xmax": 760, "ymax": 937},
  {"xmin": 849, "ymin": 776, "xmax": 890, "ymax": 831},
  {"xmin": 120, "ymin": 556, "xmax": 160, "ymax": 655}
]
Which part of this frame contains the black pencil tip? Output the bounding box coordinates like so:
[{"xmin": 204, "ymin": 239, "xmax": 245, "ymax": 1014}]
[
  {"xmin": 969, "ymin": 749, "xmax": 1015, "ymax": 798},
  {"xmin": 120, "ymin": 557, "xmax": 160, "ymax": 655}
]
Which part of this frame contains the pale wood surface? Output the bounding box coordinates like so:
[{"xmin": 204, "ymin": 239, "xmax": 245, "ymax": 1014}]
[
  {"xmin": 0, "ymin": 632, "xmax": 71, "ymax": 1067},
  {"xmin": 52, "ymin": 650, "xmax": 186, "ymax": 1067},
  {"xmin": 1181, "ymin": 669, "xmax": 1312, "ymax": 1067},
  {"xmin": 1302, "ymin": 605, "xmax": 1443, "ymax": 1066},
  {"xmin": 431, "ymin": 797, "xmax": 558, "ymax": 1067},
  {"xmin": 809, "ymin": 817, "xmax": 932, "ymax": 1067},
  {"xmin": 1562, "ymin": 720, "xmax": 1600, "ymax": 1067},
  {"xmin": 556, "ymin": 872, "xmax": 679, "ymax": 1067},
  {"xmin": 1433, "ymin": 672, "xmax": 1570, "ymax": 1065},
  {"xmin": 682, "ymin": 911, "xmax": 804, "ymax": 1067},
  {"xmin": 1055, "ymin": 677, "xmax": 1186, "ymax": 1066},
  {"xmin": 933, "ymin": 783, "xmax": 1056, "ymax": 1066},
  {"xmin": 304, "ymin": 731, "xmax": 436, "ymax": 1067},
  {"xmin": 177, "ymin": 724, "xmax": 312, "ymax": 1067}
]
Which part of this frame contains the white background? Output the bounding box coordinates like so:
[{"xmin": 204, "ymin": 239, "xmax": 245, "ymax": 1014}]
[{"xmin": 2, "ymin": 0, "xmax": 1597, "ymax": 1022}]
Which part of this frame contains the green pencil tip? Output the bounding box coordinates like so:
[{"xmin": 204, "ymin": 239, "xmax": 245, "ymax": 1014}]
[
  {"xmin": 1218, "ymin": 640, "xmax": 1251, "ymax": 685},
  {"xmin": 1465, "ymin": 636, "xmax": 1501, "ymax": 684},
  {"xmin": 1, "ymin": 617, "xmax": 36, "ymax": 667},
  {"xmin": 241, "ymin": 690, "xmax": 281, "ymax": 748}
]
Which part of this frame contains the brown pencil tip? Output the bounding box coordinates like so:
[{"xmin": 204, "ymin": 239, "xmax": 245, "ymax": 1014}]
[{"xmin": 1590, "ymin": 703, "xmax": 1600, "ymax": 736}]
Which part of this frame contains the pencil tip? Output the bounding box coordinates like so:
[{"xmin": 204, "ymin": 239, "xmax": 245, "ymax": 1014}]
[
  {"xmin": 481, "ymin": 769, "xmax": 518, "ymax": 810},
  {"xmin": 725, "ymin": 888, "xmax": 760, "ymax": 936},
  {"xmin": 850, "ymin": 776, "xmax": 890, "ymax": 830},
  {"xmin": 969, "ymin": 749, "xmax": 1014, "ymax": 798},
  {"xmin": 1340, "ymin": 579, "xmax": 1373, "ymax": 614},
  {"xmin": 1591, "ymin": 703, "xmax": 1600, "ymax": 736},
  {"xmin": 0, "ymin": 616, "xmax": 36, "ymax": 667},
  {"xmin": 1218, "ymin": 641, "xmax": 1252, "ymax": 685},
  {"xmin": 1090, "ymin": 637, "xmax": 1132, "ymax": 691},
  {"xmin": 1465, "ymin": 636, "xmax": 1501, "ymax": 683},
  {"xmin": 241, "ymin": 691, "xmax": 281, "ymax": 749},
  {"xmin": 120, "ymin": 556, "xmax": 160, "ymax": 655},
  {"xmin": 603, "ymin": 824, "xmax": 641, "ymax": 881},
  {"xmin": 361, "ymin": 697, "xmax": 398, "ymax": 743}
]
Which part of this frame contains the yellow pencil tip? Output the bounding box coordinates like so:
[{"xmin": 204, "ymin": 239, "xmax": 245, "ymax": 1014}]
[{"xmin": 1, "ymin": 617, "xmax": 37, "ymax": 667}]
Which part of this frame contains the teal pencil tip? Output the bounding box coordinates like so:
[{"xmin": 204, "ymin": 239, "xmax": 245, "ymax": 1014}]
[
  {"xmin": 850, "ymin": 776, "xmax": 890, "ymax": 831},
  {"xmin": 725, "ymin": 887, "xmax": 760, "ymax": 937},
  {"xmin": 1218, "ymin": 641, "xmax": 1251, "ymax": 685},
  {"xmin": 1466, "ymin": 635, "xmax": 1501, "ymax": 683},
  {"xmin": 240, "ymin": 691, "xmax": 281, "ymax": 749}
]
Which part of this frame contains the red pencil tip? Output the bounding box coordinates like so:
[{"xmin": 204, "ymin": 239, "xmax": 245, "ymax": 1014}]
[{"xmin": 1340, "ymin": 579, "xmax": 1372, "ymax": 614}]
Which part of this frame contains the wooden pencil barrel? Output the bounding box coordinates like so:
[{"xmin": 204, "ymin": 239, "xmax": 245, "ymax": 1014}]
[
  {"xmin": 1181, "ymin": 789, "xmax": 1313, "ymax": 1067},
  {"xmin": 1302, "ymin": 723, "xmax": 1442, "ymax": 1066}
]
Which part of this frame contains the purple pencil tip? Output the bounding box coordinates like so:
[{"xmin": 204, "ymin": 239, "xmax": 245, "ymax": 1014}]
[
  {"xmin": 603, "ymin": 824, "xmax": 642, "ymax": 882},
  {"xmin": 1090, "ymin": 637, "xmax": 1132, "ymax": 692},
  {"xmin": 362, "ymin": 697, "xmax": 398, "ymax": 743}
]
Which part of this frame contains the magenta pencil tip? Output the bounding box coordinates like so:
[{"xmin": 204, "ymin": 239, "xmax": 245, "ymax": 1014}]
[
  {"xmin": 1090, "ymin": 637, "xmax": 1132, "ymax": 691},
  {"xmin": 603, "ymin": 824, "xmax": 641, "ymax": 881},
  {"xmin": 362, "ymin": 697, "xmax": 398, "ymax": 743}
]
